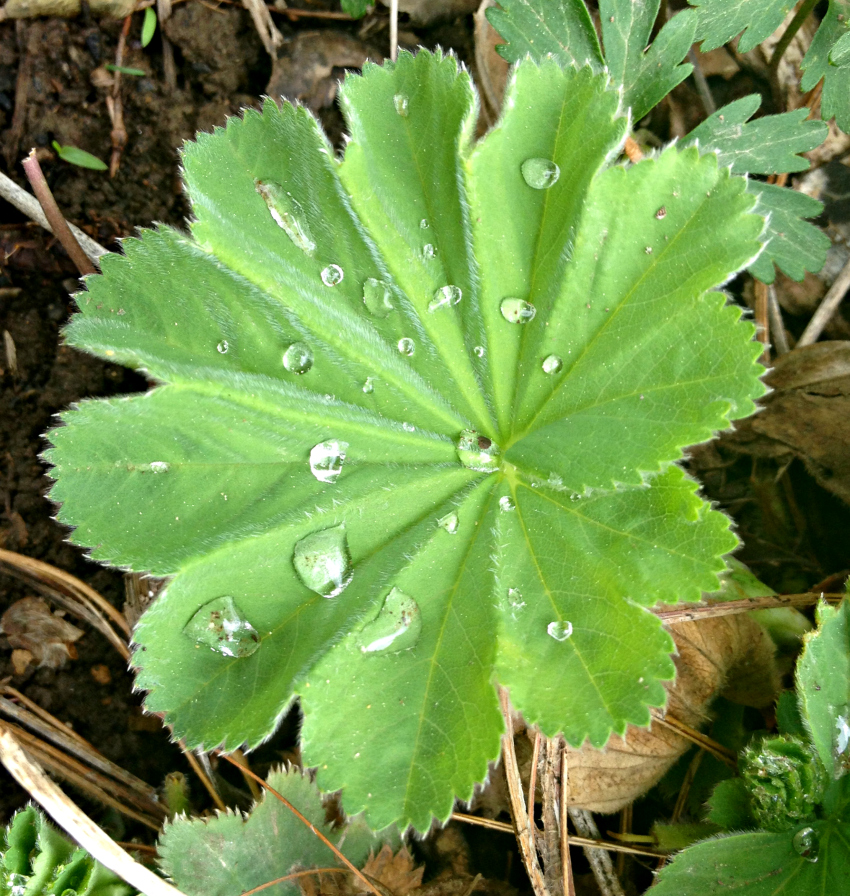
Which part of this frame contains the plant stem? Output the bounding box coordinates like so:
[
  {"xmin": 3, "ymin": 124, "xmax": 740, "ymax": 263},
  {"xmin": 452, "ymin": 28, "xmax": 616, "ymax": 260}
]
[{"xmin": 770, "ymin": 0, "xmax": 819, "ymax": 75}]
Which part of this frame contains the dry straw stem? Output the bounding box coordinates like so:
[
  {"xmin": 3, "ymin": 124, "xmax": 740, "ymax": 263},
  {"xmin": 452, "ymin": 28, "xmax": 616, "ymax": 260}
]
[
  {"xmin": 0, "ymin": 729, "xmax": 186, "ymax": 896},
  {"xmin": 797, "ymin": 251, "xmax": 850, "ymax": 347}
]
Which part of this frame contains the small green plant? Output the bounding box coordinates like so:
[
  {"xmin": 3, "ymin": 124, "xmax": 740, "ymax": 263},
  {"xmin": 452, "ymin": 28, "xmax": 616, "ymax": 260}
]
[
  {"xmin": 51, "ymin": 142, "xmax": 108, "ymax": 172},
  {"xmin": 141, "ymin": 7, "xmax": 157, "ymax": 48}
]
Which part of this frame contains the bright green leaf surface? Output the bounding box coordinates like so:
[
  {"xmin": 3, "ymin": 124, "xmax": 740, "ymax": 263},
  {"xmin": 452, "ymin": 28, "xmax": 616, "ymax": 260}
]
[
  {"xmin": 158, "ymin": 767, "xmax": 390, "ymax": 896},
  {"xmin": 141, "ymin": 7, "xmax": 157, "ymax": 47},
  {"xmin": 52, "ymin": 141, "xmax": 108, "ymax": 171},
  {"xmin": 801, "ymin": 0, "xmax": 850, "ymax": 133},
  {"xmin": 47, "ymin": 52, "xmax": 766, "ymax": 830},
  {"xmin": 689, "ymin": 0, "xmax": 794, "ymax": 53}
]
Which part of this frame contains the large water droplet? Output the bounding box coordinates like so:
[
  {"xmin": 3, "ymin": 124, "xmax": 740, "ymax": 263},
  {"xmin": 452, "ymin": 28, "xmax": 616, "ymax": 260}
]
[
  {"xmin": 792, "ymin": 826, "xmax": 819, "ymax": 862},
  {"xmin": 456, "ymin": 429, "xmax": 501, "ymax": 473},
  {"xmin": 148, "ymin": 461, "xmax": 170, "ymax": 473},
  {"xmin": 499, "ymin": 495, "xmax": 515, "ymax": 512},
  {"xmin": 321, "ymin": 264, "xmax": 344, "ymax": 287},
  {"xmin": 5, "ymin": 872, "xmax": 29, "ymax": 896},
  {"xmin": 428, "ymin": 285, "xmax": 462, "ymax": 312},
  {"xmin": 547, "ymin": 620, "xmax": 573, "ymax": 641},
  {"xmin": 500, "ymin": 298, "xmax": 536, "ymax": 324},
  {"xmin": 542, "ymin": 354, "xmax": 562, "ymax": 374},
  {"xmin": 419, "ymin": 218, "xmax": 430, "ymax": 229},
  {"xmin": 362, "ymin": 377, "xmax": 375, "ymax": 394},
  {"xmin": 309, "ymin": 439, "xmax": 348, "ymax": 483},
  {"xmin": 362, "ymin": 278, "xmax": 394, "ymax": 318},
  {"xmin": 397, "ymin": 337, "xmax": 415, "ymax": 357},
  {"xmin": 183, "ymin": 596, "xmax": 260, "ymax": 658},
  {"xmin": 521, "ymin": 158, "xmax": 560, "ymax": 190},
  {"xmin": 255, "ymin": 180, "xmax": 317, "ymax": 256},
  {"xmin": 293, "ymin": 525, "xmax": 352, "ymax": 598},
  {"xmin": 393, "ymin": 93, "xmax": 409, "ymax": 117},
  {"xmin": 217, "ymin": 340, "xmax": 229, "ymax": 354},
  {"xmin": 283, "ymin": 341, "xmax": 314, "ymax": 375},
  {"xmin": 437, "ymin": 511, "xmax": 459, "ymax": 534},
  {"xmin": 422, "ymin": 243, "xmax": 438, "ymax": 260},
  {"xmin": 358, "ymin": 587, "xmax": 421, "ymax": 654},
  {"xmin": 835, "ymin": 713, "xmax": 850, "ymax": 774}
]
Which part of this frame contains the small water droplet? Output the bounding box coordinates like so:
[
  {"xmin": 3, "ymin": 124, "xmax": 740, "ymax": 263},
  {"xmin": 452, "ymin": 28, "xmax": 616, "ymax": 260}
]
[
  {"xmin": 547, "ymin": 472, "xmax": 564, "ymax": 489},
  {"xmin": 473, "ymin": 345, "xmax": 485, "ymax": 358},
  {"xmin": 362, "ymin": 278, "xmax": 394, "ymax": 318},
  {"xmin": 217, "ymin": 340, "xmax": 229, "ymax": 354},
  {"xmin": 397, "ymin": 337, "xmax": 415, "ymax": 356},
  {"xmin": 437, "ymin": 511, "xmax": 459, "ymax": 534},
  {"xmin": 293, "ymin": 525, "xmax": 352, "ymax": 598},
  {"xmin": 255, "ymin": 180, "xmax": 317, "ymax": 255},
  {"xmin": 402, "ymin": 422, "xmax": 415, "ymax": 432},
  {"xmin": 500, "ymin": 297, "xmax": 536, "ymax": 324},
  {"xmin": 282, "ymin": 341, "xmax": 314, "ymax": 375},
  {"xmin": 183, "ymin": 596, "xmax": 260, "ymax": 657},
  {"xmin": 507, "ymin": 588, "xmax": 526, "ymax": 616},
  {"xmin": 149, "ymin": 461, "xmax": 170, "ymax": 473},
  {"xmin": 542, "ymin": 354, "xmax": 562, "ymax": 374},
  {"xmin": 456, "ymin": 429, "xmax": 501, "ymax": 472},
  {"xmin": 362, "ymin": 377, "xmax": 375, "ymax": 394},
  {"xmin": 428, "ymin": 285, "xmax": 462, "ymax": 312},
  {"xmin": 835, "ymin": 714, "xmax": 850, "ymax": 772},
  {"xmin": 547, "ymin": 620, "xmax": 573, "ymax": 641},
  {"xmin": 521, "ymin": 157, "xmax": 560, "ymax": 189},
  {"xmin": 644, "ymin": 246, "xmax": 653, "ymax": 255},
  {"xmin": 419, "ymin": 218, "xmax": 429, "ymax": 229},
  {"xmin": 358, "ymin": 587, "xmax": 421, "ymax": 654},
  {"xmin": 792, "ymin": 826, "xmax": 819, "ymax": 862},
  {"xmin": 422, "ymin": 243, "xmax": 438, "ymax": 259},
  {"xmin": 321, "ymin": 264, "xmax": 344, "ymax": 287},
  {"xmin": 393, "ymin": 93, "xmax": 409, "ymax": 117},
  {"xmin": 499, "ymin": 495, "xmax": 515, "ymax": 512},
  {"xmin": 309, "ymin": 439, "xmax": 348, "ymax": 483}
]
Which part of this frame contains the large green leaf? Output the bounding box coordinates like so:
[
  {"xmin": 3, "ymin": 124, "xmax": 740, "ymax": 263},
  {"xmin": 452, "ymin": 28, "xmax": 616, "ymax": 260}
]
[
  {"xmin": 801, "ymin": 0, "xmax": 850, "ymax": 134},
  {"xmin": 46, "ymin": 51, "xmax": 766, "ymax": 831},
  {"xmin": 689, "ymin": 0, "xmax": 794, "ymax": 54}
]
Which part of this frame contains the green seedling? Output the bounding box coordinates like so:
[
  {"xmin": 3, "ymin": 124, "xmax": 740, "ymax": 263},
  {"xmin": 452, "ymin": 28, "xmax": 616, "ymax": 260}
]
[{"xmin": 51, "ymin": 141, "xmax": 108, "ymax": 171}]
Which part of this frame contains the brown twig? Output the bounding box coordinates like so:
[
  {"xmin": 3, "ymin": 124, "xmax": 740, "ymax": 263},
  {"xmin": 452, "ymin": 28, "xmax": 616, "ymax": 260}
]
[
  {"xmin": 230, "ymin": 747, "xmax": 263, "ymax": 801},
  {"xmin": 767, "ymin": 285, "xmax": 790, "ymax": 355},
  {"xmin": 650, "ymin": 712, "xmax": 737, "ymax": 768},
  {"xmin": 239, "ymin": 868, "xmax": 351, "ymax": 896},
  {"xmin": 797, "ymin": 252, "xmax": 850, "ymax": 346},
  {"xmin": 106, "ymin": 16, "xmax": 132, "ymax": 178},
  {"xmin": 157, "ymin": 0, "xmax": 177, "ymax": 91},
  {"xmin": 180, "ymin": 744, "xmax": 226, "ymax": 812},
  {"xmin": 754, "ymin": 278, "xmax": 770, "ymax": 365},
  {"xmin": 5, "ymin": 22, "xmax": 32, "ymax": 169},
  {"xmin": 568, "ymin": 809, "xmax": 624, "ymax": 896},
  {"xmin": 527, "ymin": 728, "xmax": 540, "ymax": 829},
  {"xmin": 654, "ymin": 592, "xmax": 844, "ymax": 625},
  {"xmin": 559, "ymin": 746, "xmax": 574, "ymax": 896},
  {"xmin": 539, "ymin": 738, "xmax": 562, "ymax": 896}
]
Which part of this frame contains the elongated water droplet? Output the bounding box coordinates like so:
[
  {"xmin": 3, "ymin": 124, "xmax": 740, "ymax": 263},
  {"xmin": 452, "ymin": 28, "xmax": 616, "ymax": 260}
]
[
  {"xmin": 835, "ymin": 714, "xmax": 850, "ymax": 773},
  {"xmin": 362, "ymin": 278, "xmax": 394, "ymax": 318},
  {"xmin": 499, "ymin": 495, "xmax": 515, "ymax": 512},
  {"xmin": 362, "ymin": 377, "xmax": 375, "ymax": 394},
  {"xmin": 547, "ymin": 620, "xmax": 573, "ymax": 641},
  {"xmin": 521, "ymin": 158, "xmax": 560, "ymax": 189},
  {"xmin": 321, "ymin": 264, "xmax": 344, "ymax": 287},
  {"xmin": 293, "ymin": 525, "xmax": 352, "ymax": 598},
  {"xmin": 473, "ymin": 345, "xmax": 485, "ymax": 358},
  {"xmin": 792, "ymin": 826, "xmax": 819, "ymax": 862},
  {"xmin": 419, "ymin": 218, "xmax": 429, "ymax": 229},
  {"xmin": 217, "ymin": 340, "xmax": 229, "ymax": 354},
  {"xmin": 456, "ymin": 429, "xmax": 501, "ymax": 472},
  {"xmin": 437, "ymin": 511, "xmax": 459, "ymax": 534},
  {"xmin": 542, "ymin": 354, "xmax": 562, "ymax": 374},
  {"xmin": 148, "ymin": 461, "xmax": 170, "ymax": 473},
  {"xmin": 500, "ymin": 297, "xmax": 536, "ymax": 324},
  {"xmin": 183, "ymin": 596, "xmax": 260, "ymax": 657},
  {"xmin": 422, "ymin": 243, "xmax": 438, "ymax": 260},
  {"xmin": 402, "ymin": 422, "xmax": 415, "ymax": 432},
  {"xmin": 255, "ymin": 180, "xmax": 317, "ymax": 255},
  {"xmin": 393, "ymin": 93, "xmax": 409, "ymax": 116},
  {"xmin": 309, "ymin": 439, "xmax": 348, "ymax": 483},
  {"xmin": 397, "ymin": 337, "xmax": 415, "ymax": 357},
  {"xmin": 283, "ymin": 341, "xmax": 313, "ymax": 375},
  {"xmin": 358, "ymin": 587, "xmax": 421, "ymax": 654},
  {"xmin": 428, "ymin": 285, "xmax": 462, "ymax": 312}
]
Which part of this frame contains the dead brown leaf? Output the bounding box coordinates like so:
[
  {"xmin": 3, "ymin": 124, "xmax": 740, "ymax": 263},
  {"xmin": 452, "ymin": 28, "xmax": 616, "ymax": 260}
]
[
  {"xmin": 474, "ymin": 1, "xmax": 509, "ymax": 119},
  {"xmin": 359, "ymin": 845, "xmax": 424, "ymax": 896},
  {"xmin": 0, "ymin": 596, "xmax": 83, "ymax": 669}
]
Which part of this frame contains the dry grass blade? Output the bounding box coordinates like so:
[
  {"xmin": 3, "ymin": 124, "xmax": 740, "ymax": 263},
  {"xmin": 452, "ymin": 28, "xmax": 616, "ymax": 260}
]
[
  {"xmin": 653, "ymin": 592, "xmax": 844, "ymax": 624},
  {"xmin": 649, "ymin": 712, "xmax": 737, "ymax": 768},
  {"xmin": 559, "ymin": 746, "xmax": 574, "ymax": 896},
  {"xmin": 239, "ymin": 868, "xmax": 351, "ymax": 896}
]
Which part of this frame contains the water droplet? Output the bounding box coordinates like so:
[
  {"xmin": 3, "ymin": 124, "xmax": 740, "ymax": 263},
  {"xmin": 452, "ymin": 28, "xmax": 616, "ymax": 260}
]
[
  {"xmin": 521, "ymin": 157, "xmax": 560, "ymax": 190},
  {"xmin": 362, "ymin": 377, "xmax": 375, "ymax": 394},
  {"xmin": 547, "ymin": 472, "xmax": 564, "ymax": 489},
  {"xmin": 283, "ymin": 341, "xmax": 314, "ymax": 375},
  {"xmin": 499, "ymin": 496, "xmax": 515, "ymax": 512},
  {"xmin": 422, "ymin": 243, "xmax": 438, "ymax": 260},
  {"xmin": 456, "ymin": 429, "xmax": 501, "ymax": 473},
  {"xmin": 542, "ymin": 354, "xmax": 562, "ymax": 374},
  {"xmin": 792, "ymin": 826, "xmax": 819, "ymax": 862},
  {"xmin": 500, "ymin": 297, "xmax": 536, "ymax": 324},
  {"xmin": 254, "ymin": 180, "xmax": 316, "ymax": 256},
  {"xmin": 507, "ymin": 588, "xmax": 526, "ymax": 616},
  {"xmin": 362, "ymin": 278, "xmax": 394, "ymax": 318},
  {"xmin": 358, "ymin": 587, "xmax": 421, "ymax": 654},
  {"xmin": 321, "ymin": 264, "xmax": 344, "ymax": 287},
  {"xmin": 402, "ymin": 422, "xmax": 415, "ymax": 432},
  {"xmin": 473, "ymin": 345, "xmax": 485, "ymax": 358},
  {"xmin": 437, "ymin": 511, "xmax": 459, "ymax": 534},
  {"xmin": 397, "ymin": 337, "xmax": 415, "ymax": 356},
  {"xmin": 183, "ymin": 596, "xmax": 260, "ymax": 658},
  {"xmin": 309, "ymin": 439, "xmax": 348, "ymax": 484},
  {"xmin": 428, "ymin": 285, "xmax": 462, "ymax": 312},
  {"xmin": 5, "ymin": 872, "xmax": 28, "ymax": 896},
  {"xmin": 293, "ymin": 525, "xmax": 352, "ymax": 599},
  {"xmin": 419, "ymin": 218, "xmax": 429, "ymax": 229},
  {"xmin": 393, "ymin": 93, "xmax": 409, "ymax": 117},
  {"xmin": 217, "ymin": 340, "xmax": 229, "ymax": 354},
  {"xmin": 148, "ymin": 461, "xmax": 170, "ymax": 473},
  {"xmin": 835, "ymin": 714, "xmax": 850, "ymax": 773},
  {"xmin": 547, "ymin": 620, "xmax": 573, "ymax": 641},
  {"xmin": 644, "ymin": 246, "xmax": 653, "ymax": 255}
]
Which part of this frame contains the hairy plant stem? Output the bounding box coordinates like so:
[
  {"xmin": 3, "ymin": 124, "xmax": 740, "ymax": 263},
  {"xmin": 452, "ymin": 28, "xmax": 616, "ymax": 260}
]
[{"xmin": 770, "ymin": 0, "xmax": 819, "ymax": 75}]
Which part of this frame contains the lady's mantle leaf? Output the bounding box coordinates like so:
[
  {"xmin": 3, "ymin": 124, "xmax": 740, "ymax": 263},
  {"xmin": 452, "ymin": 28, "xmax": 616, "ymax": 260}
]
[
  {"xmin": 46, "ymin": 52, "xmax": 766, "ymax": 831},
  {"xmin": 801, "ymin": 1, "xmax": 850, "ymax": 134},
  {"xmin": 688, "ymin": 0, "xmax": 794, "ymax": 54}
]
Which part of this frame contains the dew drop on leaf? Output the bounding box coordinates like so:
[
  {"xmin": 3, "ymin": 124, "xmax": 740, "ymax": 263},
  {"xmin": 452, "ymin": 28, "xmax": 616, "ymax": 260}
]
[
  {"xmin": 419, "ymin": 218, "xmax": 429, "ymax": 229},
  {"xmin": 792, "ymin": 826, "xmax": 819, "ymax": 862},
  {"xmin": 182, "ymin": 596, "xmax": 260, "ymax": 658},
  {"xmin": 499, "ymin": 496, "xmax": 515, "ymax": 512},
  {"xmin": 507, "ymin": 588, "xmax": 525, "ymax": 615},
  {"xmin": 397, "ymin": 337, "xmax": 415, "ymax": 357},
  {"xmin": 6, "ymin": 872, "xmax": 28, "ymax": 896},
  {"xmin": 358, "ymin": 587, "xmax": 421, "ymax": 655},
  {"xmin": 148, "ymin": 461, "xmax": 170, "ymax": 473},
  {"xmin": 473, "ymin": 345, "xmax": 485, "ymax": 358},
  {"xmin": 282, "ymin": 341, "xmax": 314, "ymax": 375},
  {"xmin": 500, "ymin": 298, "xmax": 536, "ymax": 324},
  {"xmin": 542, "ymin": 354, "xmax": 562, "ymax": 374},
  {"xmin": 428, "ymin": 285, "xmax": 462, "ymax": 312},
  {"xmin": 437, "ymin": 511, "xmax": 459, "ymax": 534},
  {"xmin": 309, "ymin": 439, "xmax": 348, "ymax": 483},
  {"xmin": 216, "ymin": 340, "xmax": 229, "ymax": 354},
  {"xmin": 254, "ymin": 180, "xmax": 317, "ymax": 256},
  {"xmin": 456, "ymin": 429, "xmax": 501, "ymax": 472},
  {"xmin": 422, "ymin": 243, "xmax": 438, "ymax": 260},
  {"xmin": 393, "ymin": 93, "xmax": 409, "ymax": 117},
  {"xmin": 292, "ymin": 524, "xmax": 353, "ymax": 599},
  {"xmin": 521, "ymin": 157, "xmax": 560, "ymax": 189},
  {"xmin": 402, "ymin": 422, "xmax": 415, "ymax": 432},
  {"xmin": 321, "ymin": 264, "xmax": 344, "ymax": 287},
  {"xmin": 362, "ymin": 377, "xmax": 374, "ymax": 394},
  {"xmin": 834, "ymin": 713, "xmax": 850, "ymax": 773},
  {"xmin": 362, "ymin": 278, "xmax": 394, "ymax": 318},
  {"xmin": 547, "ymin": 620, "xmax": 573, "ymax": 641}
]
